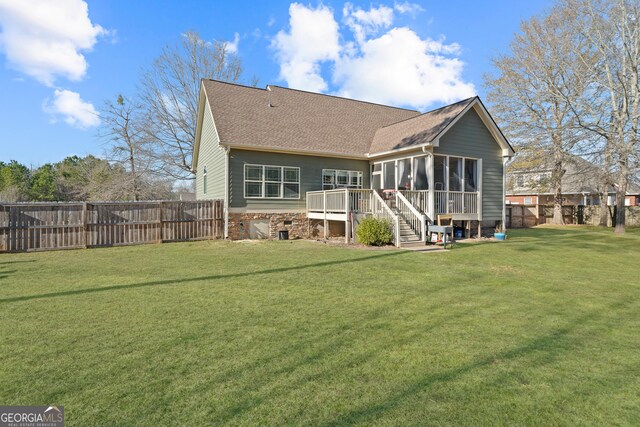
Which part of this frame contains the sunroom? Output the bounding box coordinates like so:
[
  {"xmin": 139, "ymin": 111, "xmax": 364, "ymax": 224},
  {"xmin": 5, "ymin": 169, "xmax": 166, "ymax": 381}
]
[{"xmin": 307, "ymin": 153, "xmax": 482, "ymax": 224}]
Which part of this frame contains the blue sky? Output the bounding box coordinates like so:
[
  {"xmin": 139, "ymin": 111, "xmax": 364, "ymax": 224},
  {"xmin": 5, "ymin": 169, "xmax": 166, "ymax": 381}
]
[{"xmin": 0, "ymin": 0, "xmax": 552, "ymax": 167}]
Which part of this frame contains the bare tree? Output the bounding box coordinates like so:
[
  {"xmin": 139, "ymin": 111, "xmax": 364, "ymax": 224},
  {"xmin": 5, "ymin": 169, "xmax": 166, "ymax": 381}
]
[
  {"xmin": 562, "ymin": 0, "xmax": 640, "ymax": 234},
  {"xmin": 487, "ymin": 0, "xmax": 640, "ymax": 233},
  {"xmin": 100, "ymin": 95, "xmax": 153, "ymax": 201},
  {"xmin": 484, "ymin": 5, "xmax": 591, "ymax": 224},
  {"xmin": 140, "ymin": 31, "xmax": 243, "ymax": 180}
]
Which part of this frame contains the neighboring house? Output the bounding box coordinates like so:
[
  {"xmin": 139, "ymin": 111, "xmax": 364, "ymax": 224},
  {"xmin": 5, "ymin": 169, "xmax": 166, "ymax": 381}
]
[
  {"xmin": 506, "ymin": 155, "xmax": 640, "ymax": 207},
  {"xmin": 193, "ymin": 80, "xmax": 514, "ymax": 246}
]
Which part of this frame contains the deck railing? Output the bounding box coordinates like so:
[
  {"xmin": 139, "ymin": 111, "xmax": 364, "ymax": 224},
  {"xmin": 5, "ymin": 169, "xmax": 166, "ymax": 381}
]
[
  {"xmin": 396, "ymin": 191, "xmax": 427, "ymax": 241},
  {"xmin": 372, "ymin": 190, "xmax": 400, "ymax": 247},
  {"xmin": 400, "ymin": 190, "xmax": 429, "ymax": 215},
  {"xmin": 434, "ymin": 190, "xmax": 478, "ymax": 215},
  {"xmin": 307, "ymin": 189, "xmax": 374, "ymax": 213},
  {"xmin": 347, "ymin": 189, "xmax": 373, "ymax": 213}
]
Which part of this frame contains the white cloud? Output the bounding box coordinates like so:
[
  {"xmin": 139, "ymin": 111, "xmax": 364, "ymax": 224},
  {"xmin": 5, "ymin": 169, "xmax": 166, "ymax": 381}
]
[
  {"xmin": 334, "ymin": 28, "xmax": 475, "ymax": 109},
  {"xmin": 272, "ymin": 3, "xmax": 340, "ymax": 92},
  {"xmin": 43, "ymin": 89, "xmax": 100, "ymax": 129},
  {"xmin": 343, "ymin": 3, "xmax": 394, "ymax": 44},
  {"xmin": 394, "ymin": 2, "xmax": 425, "ymax": 15},
  {"xmin": 225, "ymin": 32, "xmax": 240, "ymax": 54},
  {"xmin": 0, "ymin": 0, "xmax": 106, "ymax": 86},
  {"xmin": 272, "ymin": 2, "xmax": 475, "ymax": 110}
]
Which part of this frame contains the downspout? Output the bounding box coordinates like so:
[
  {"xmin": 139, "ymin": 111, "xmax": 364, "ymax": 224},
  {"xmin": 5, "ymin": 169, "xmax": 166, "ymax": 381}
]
[{"xmin": 224, "ymin": 146, "xmax": 230, "ymax": 239}]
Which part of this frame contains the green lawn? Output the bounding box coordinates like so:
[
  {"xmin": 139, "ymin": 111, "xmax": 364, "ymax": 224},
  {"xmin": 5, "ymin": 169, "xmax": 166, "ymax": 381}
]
[{"xmin": 1, "ymin": 227, "xmax": 639, "ymax": 426}]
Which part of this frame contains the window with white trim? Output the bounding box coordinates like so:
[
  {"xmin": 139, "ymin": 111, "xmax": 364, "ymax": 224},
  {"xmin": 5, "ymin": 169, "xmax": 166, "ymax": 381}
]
[
  {"xmin": 244, "ymin": 164, "xmax": 300, "ymax": 199},
  {"xmin": 322, "ymin": 169, "xmax": 363, "ymax": 190}
]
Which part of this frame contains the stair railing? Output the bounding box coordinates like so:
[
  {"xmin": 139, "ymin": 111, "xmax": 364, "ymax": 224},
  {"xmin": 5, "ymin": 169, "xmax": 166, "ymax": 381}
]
[
  {"xmin": 396, "ymin": 191, "xmax": 427, "ymax": 242},
  {"xmin": 371, "ymin": 190, "xmax": 400, "ymax": 247}
]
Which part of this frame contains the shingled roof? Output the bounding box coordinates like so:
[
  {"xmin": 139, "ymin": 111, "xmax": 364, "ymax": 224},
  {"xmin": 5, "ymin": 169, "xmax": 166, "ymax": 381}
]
[
  {"xmin": 202, "ymin": 80, "xmax": 420, "ymax": 158},
  {"xmin": 369, "ymin": 97, "xmax": 476, "ymax": 154},
  {"xmin": 198, "ymin": 80, "xmax": 502, "ymax": 161}
]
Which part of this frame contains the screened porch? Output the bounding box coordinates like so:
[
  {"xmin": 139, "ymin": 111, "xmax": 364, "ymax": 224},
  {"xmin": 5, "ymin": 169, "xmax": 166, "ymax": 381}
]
[{"xmin": 370, "ymin": 154, "xmax": 481, "ymax": 219}]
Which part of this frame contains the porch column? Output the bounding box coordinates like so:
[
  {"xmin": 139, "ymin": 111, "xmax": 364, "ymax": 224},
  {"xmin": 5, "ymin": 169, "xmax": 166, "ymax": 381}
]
[{"xmin": 427, "ymin": 154, "xmax": 435, "ymax": 220}]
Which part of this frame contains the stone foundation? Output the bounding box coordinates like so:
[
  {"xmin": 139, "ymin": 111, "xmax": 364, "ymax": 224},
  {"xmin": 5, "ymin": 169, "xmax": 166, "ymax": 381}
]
[{"xmin": 228, "ymin": 212, "xmax": 309, "ymax": 240}]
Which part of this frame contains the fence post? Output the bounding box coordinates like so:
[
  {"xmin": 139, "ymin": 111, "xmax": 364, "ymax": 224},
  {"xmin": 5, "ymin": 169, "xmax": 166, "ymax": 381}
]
[
  {"xmin": 214, "ymin": 200, "xmax": 218, "ymax": 240},
  {"xmin": 159, "ymin": 201, "xmax": 164, "ymax": 243},
  {"xmin": 82, "ymin": 202, "xmax": 88, "ymax": 248}
]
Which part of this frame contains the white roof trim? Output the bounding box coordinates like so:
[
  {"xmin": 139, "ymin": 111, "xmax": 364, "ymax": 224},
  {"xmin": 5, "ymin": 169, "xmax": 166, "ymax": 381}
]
[
  {"xmin": 426, "ymin": 98, "xmax": 515, "ymax": 157},
  {"xmin": 366, "ymin": 140, "xmax": 438, "ymax": 159},
  {"xmin": 222, "ymin": 144, "xmax": 368, "ymax": 160},
  {"xmin": 193, "ymin": 82, "xmax": 223, "ymax": 171},
  {"xmin": 470, "ymin": 100, "xmax": 515, "ymax": 157}
]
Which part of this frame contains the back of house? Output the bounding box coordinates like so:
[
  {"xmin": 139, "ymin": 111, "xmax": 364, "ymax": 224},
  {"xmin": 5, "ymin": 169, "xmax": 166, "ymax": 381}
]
[{"xmin": 193, "ymin": 79, "xmax": 514, "ymax": 245}]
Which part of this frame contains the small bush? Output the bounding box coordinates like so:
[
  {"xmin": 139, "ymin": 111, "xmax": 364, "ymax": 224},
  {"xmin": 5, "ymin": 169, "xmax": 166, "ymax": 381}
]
[{"xmin": 356, "ymin": 217, "xmax": 394, "ymax": 246}]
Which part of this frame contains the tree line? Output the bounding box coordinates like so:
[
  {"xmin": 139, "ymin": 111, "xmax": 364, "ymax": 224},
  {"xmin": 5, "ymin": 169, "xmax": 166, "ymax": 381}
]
[
  {"xmin": 485, "ymin": 0, "xmax": 640, "ymax": 233},
  {"xmin": 0, "ymin": 156, "xmax": 183, "ymax": 202}
]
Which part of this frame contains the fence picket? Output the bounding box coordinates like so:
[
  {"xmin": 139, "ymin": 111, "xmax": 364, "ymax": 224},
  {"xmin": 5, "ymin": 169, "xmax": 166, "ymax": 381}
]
[{"xmin": 0, "ymin": 200, "xmax": 223, "ymax": 252}]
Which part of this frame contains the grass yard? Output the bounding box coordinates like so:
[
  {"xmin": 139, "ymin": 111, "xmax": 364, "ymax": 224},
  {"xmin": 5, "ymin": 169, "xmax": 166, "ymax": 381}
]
[{"xmin": 1, "ymin": 227, "xmax": 639, "ymax": 425}]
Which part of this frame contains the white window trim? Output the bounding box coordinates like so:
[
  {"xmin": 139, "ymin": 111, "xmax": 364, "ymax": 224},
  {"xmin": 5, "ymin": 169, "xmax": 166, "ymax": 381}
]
[
  {"xmin": 244, "ymin": 164, "xmax": 301, "ymax": 200},
  {"xmin": 322, "ymin": 169, "xmax": 364, "ymax": 190},
  {"xmin": 432, "ymin": 154, "xmax": 480, "ymax": 193},
  {"xmin": 372, "ymin": 154, "xmax": 480, "ymax": 191}
]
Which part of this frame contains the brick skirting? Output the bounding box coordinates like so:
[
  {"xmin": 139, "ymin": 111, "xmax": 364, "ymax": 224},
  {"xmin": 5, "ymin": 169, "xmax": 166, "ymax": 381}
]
[{"xmin": 228, "ymin": 212, "xmax": 309, "ymax": 240}]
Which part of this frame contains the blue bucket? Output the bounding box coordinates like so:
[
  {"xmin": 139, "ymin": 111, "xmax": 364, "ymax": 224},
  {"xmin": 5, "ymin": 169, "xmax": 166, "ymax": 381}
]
[{"xmin": 494, "ymin": 233, "xmax": 506, "ymax": 241}]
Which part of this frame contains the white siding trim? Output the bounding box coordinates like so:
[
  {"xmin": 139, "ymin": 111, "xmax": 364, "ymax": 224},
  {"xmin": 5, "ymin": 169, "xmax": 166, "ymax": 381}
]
[{"xmin": 224, "ymin": 147, "xmax": 230, "ymax": 238}]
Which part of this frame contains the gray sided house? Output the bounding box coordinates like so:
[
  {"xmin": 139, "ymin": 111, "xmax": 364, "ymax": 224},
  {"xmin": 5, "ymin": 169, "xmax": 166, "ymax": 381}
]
[{"xmin": 193, "ymin": 80, "xmax": 514, "ymax": 246}]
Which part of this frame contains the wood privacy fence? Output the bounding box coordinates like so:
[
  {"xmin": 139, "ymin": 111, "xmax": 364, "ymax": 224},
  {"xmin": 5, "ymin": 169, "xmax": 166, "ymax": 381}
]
[
  {"xmin": 506, "ymin": 204, "xmax": 577, "ymax": 228},
  {"xmin": 0, "ymin": 200, "xmax": 224, "ymax": 253}
]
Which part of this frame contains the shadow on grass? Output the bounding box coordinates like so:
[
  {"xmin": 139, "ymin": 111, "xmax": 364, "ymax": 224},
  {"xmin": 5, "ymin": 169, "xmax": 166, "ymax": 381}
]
[
  {"xmin": 212, "ymin": 284, "xmax": 501, "ymax": 424},
  {"xmin": 453, "ymin": 227, "xmax": 640, "ymax": 253},
  {"xmin": 0, "ymin": 259, "xmax": 36, "ymax": 265},
  {"xmin": 0, "ymin": 270, "xmax": 16, "ymax": 280},
  {"xmin": 318, "ymin": 298, "xmax": 632, "ymax": 426},
  {"xmin": 0, "ymin": 251, "xmax": 406, "ymax": 304}
]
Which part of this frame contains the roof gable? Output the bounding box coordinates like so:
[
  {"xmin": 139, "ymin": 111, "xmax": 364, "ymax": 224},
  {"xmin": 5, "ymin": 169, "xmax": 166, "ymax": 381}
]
[
  {"xmin": 369, "ymin": 97, "xmax": 515, "ymax": 157},
  {"xmin": 369, "ymin": 97, "xmax": 476, "ymax": 155}
]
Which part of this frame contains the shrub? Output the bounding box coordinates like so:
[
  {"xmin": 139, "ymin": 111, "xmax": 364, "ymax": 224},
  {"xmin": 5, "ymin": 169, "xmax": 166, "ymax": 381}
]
[{"xmin": 356, "ymin": 217, "xmax": 394, "ymax": 246}]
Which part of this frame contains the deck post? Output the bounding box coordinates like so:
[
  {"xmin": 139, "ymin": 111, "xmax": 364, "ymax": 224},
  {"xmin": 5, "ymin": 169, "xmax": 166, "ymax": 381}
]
[
  {"xmin": 345, "ymin": 190, "xmax": 350, "ymax": 244},
  {"xmin": 477, "ymin": 221, "xmax": 482, "ymax": 238},
  {"xmin": 345, "ymin": 218, "xmax": 350, "ymax": 244},
  {"xmin": 421, "ymin": 214, "xmax": 427, "ymax": 242},
  {"xmin": 323, "ymin": 191, "xmax": 328, "ymax": 239},
  {"xmin": 395, "ymin": 217, "xmax": 400, "ymax": 247}
]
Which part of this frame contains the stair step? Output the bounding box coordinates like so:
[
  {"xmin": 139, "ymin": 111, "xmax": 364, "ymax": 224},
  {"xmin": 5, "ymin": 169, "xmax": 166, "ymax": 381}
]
[{"xmin": 400, "ymin": 241, "xmax": 427, "ymax": 247}]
